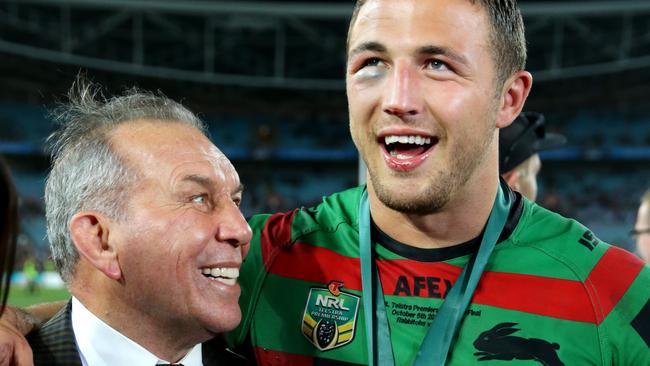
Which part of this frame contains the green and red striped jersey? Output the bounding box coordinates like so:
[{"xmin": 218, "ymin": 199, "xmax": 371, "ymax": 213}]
[{"xmin": 228, "ymin": 186, "xmax": 650, "ymax": 365}]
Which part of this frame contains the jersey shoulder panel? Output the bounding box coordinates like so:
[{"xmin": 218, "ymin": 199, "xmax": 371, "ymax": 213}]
[
  {"xmin": 293, "ymin": 185, "xmax": 363, "ymax": 239},
  {"xmin": 511, "ymin": 200, "xmax": 646, "ymax": 298},
  {"xmin": 249, "ymin": 185, "xmax": 363, "ymax": 246},
  {"xmin": 511, "ymin": 199, "xmax": 612, "ymax": 278},
  {"xmin": 510, "ymin": 200, "xmax": 649, "ymax": 360}
]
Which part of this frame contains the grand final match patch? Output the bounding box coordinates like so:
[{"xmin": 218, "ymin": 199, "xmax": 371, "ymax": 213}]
[{"xmin": 301, "ymin": 280, "xmax": 360, "ymax": 351}]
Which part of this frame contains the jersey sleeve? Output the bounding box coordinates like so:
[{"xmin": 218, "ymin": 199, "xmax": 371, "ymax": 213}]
[
  {"xmin": 226, "ymin": 210, "xmax": 298, "ymax": 349},
  {"xmin": 225, "ymin": 213, "xmax": 272, "ymax": 348},
  {"xmin": 599, "ymin": 258, "xmax": 650, "ymax": 365}
]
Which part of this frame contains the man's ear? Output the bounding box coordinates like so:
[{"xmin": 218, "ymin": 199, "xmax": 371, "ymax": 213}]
[
  {"xmin": 69, "ymin": 211, "xmax": 122, "ymax": 280},
  {"xmin": 502, "ymin": 171, "xmax": 520, "ymax": 192},
  {"xmin": 496, "ymin": 71, "xmax": 533, "ymax": 129}
]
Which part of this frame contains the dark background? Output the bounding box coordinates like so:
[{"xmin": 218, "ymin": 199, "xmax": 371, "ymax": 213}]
[{"xmin": 1, "ymin": 0, "xmax": 648, "ymax": 268}]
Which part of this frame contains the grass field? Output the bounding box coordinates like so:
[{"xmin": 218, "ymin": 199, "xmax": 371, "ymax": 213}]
[{"xmin": 6, "ymin": 286, "xmax": 70, "ymax": 308}]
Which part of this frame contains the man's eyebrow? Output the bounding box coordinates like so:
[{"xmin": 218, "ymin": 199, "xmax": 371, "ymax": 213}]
[
  {"xmin": 182, "ymin": 175, "xmax": 244, "ymax": 196},
  {"xmin": 416, "ymin": 45, "xmax": 469, "ymax": 66},
  {"xmin": 234, "ymin": 183, "xmax": 245, "ymax": 195},
  {"xmin": 348, "ymin": 41, "xmax": 387, "ymax": 57},
  {"xmin": 181, "ymin": 174, "xmax": 214, "ymax": 190}
]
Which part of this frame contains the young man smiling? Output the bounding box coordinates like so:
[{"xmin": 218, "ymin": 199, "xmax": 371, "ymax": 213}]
[{"xmin": 229, "ymin": 1, "xmax": 649, "ymax": 365}]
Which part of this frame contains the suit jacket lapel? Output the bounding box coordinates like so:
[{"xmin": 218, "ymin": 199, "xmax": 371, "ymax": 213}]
[
  {"xmin": 28, "ymin": 301, "xmax": 251, "ymax": 366},
  {"xmin": 27, "ymin": 301, "xmax": 83, "ymax": 366},
  {"xmin": 201, "ymin": 336, "xmax": 252, "ymax": 365}
]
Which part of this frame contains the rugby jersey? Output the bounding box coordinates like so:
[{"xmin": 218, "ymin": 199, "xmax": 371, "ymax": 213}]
[{"xmin": 228, "ymin": 186, "xmax": 650, "ymax": 365}]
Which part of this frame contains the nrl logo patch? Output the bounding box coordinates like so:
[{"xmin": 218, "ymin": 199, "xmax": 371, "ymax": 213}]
[{"xmin": 301, "ymin": 280, "xmax": 360, "ymax": 351}]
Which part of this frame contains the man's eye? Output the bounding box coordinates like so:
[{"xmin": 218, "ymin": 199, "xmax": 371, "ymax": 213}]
[
  {"xmin": 425, "ymin": 59, "xmax": 450, "ymax": 71},
  {"xmin": 353, "ymin": 57, "xmax": 387, "ymax": 79},
  {"xmin": 361, "ymin": 58, "xmax": 382, "ymax": 69},
  {"xmin": 191, "ymin": 194, "xmax": 208, "ymax": 205}
]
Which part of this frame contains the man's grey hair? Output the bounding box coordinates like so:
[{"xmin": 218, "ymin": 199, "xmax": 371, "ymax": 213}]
[{"xmin": 45, "ymin": 77, "xmax": 207, "ymax": 283}]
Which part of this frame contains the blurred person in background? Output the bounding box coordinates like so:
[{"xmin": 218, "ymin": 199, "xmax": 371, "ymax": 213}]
[
  {"xmin": 22, "ymin": 255, "xmax": 40, "ymax": 295},
  {"xmin": 633, "ymin": 189, "xmax": 650, "ymax": 263},
  {"xmin": 0, "ymin": 157, "xmax": 18, "ymax": 314},
  {"xmin": 0, "ymin": 157, "xmax": 32, "ymax": 365},
  {"xmin": 499, "ymin": 112, "xmax": 566, "ymax": 201}
]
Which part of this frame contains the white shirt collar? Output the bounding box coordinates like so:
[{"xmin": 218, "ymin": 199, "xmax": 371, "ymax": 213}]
[{"xmin": 71, "ymin": 297, "xmax": 203, "ymax": 366}]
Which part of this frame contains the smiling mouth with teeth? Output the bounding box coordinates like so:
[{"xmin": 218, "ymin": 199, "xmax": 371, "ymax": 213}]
[
  {"xmin": 382, "ymin": 135, "xmax": 437, "ymax": 159},
  {"xmin": 201, "ymin": 267, "xmax": 239, "ymax": 286}
]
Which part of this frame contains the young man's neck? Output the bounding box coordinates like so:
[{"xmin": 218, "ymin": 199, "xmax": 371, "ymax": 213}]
[{"xmin": 368, "ymin": 169, "xmax": 499, "ymax": 250}]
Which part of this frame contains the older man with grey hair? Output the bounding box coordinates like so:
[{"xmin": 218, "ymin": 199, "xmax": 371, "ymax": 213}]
[{"xmin": 26, "ymin": 78, "xmax": 252, "ymax": 366}]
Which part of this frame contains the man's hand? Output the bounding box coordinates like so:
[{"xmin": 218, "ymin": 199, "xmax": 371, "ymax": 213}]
[{"xmin": 0, "ymin": 307, "xmax": 34, "ymax": 366}]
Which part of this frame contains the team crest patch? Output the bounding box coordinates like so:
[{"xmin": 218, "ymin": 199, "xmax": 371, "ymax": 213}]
[{"xmin": 301, "ymin": 280, "xmax": 360, "ymax": 351}]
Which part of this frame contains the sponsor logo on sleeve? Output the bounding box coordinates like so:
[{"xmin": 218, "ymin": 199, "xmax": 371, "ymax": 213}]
[{"xmin": 577, "ymin": 230, "xmax": 600, "ymax": 251}]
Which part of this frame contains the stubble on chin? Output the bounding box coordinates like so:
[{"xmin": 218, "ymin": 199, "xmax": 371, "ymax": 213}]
[
  {"xmin": 368, "ymin": 135, "xmax": 492, "ymax": 215},
  {"xmin": 369, "ymin": 170, "xmax": 453, "ymax": 215}
]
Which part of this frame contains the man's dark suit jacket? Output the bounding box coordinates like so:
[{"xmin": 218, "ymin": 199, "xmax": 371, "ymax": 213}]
[{"xmin": 27, "ymin": 301, "xmax": 251, "ymax": 366}]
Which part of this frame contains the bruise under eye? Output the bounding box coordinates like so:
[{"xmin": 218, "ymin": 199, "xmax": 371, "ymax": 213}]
[{"xmin": 354, "ymin": 61, "xmax": 386, "ymax": 80}]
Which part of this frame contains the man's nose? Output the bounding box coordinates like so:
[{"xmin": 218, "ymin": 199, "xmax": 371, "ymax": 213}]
[
  {"xmin": 215, "ymin": 202, "xmax": 252, "ymax": 248},
  {"xmin": 382, "ymin": 59, "xmax": 423, "ymax": 118}
]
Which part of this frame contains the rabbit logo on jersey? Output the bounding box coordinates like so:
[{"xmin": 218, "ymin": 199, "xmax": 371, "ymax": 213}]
[
  {"xmin": 302, "ymin": 280, "xmax": 360, "ymax": 351},
  {"xmin": 473, "ymin": 322, "xmax": 565, "ymax": 366}
]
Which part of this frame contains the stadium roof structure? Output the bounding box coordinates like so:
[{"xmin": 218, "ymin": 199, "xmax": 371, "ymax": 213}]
[{"xmin": 1, "ymin": 0, "xmax": 650, "ymax": 91}]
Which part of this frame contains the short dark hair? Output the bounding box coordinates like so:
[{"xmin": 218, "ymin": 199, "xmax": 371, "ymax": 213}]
[
  {"xmin": 347, "ymin": 0, "xmax": 527, "ymax": 86},
  {"xmin": 0, "ymin": 157, "xmax": 17, "ymax": 314}
]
